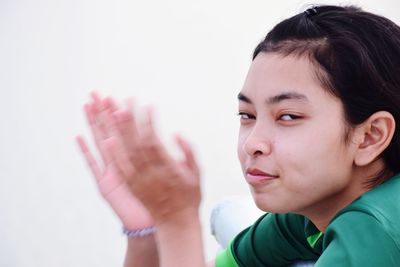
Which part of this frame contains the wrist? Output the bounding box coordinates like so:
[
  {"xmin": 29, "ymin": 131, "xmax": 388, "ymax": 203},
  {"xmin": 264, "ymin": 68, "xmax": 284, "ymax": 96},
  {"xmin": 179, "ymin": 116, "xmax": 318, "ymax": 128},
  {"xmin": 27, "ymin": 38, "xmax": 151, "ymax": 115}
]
[
  {"xmin": 155, "ymin": 211, "xmax": 205, "ymax": 267},
  {"xmin": 123, "ymin": 226, "xmax": 156, "ymax": 238},
  {"xmin": 154, "ymin": 207, "xmax": 200, "ymax": 228},
  {"xmin": 154, "ymin": 208, "xmax": 201, "ymax": 236}
]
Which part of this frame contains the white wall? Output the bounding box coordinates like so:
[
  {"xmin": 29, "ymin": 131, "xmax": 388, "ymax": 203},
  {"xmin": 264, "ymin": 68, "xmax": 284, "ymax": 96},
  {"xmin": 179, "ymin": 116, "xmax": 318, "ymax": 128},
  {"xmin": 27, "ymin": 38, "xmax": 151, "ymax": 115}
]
[{"xmin": 0, "ymin": 0, "xmax": 399, "ymax": 266}]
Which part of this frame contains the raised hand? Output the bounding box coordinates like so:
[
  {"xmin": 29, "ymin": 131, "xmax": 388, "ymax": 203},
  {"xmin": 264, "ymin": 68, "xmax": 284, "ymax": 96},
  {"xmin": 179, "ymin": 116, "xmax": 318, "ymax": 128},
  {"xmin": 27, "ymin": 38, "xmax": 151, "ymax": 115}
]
[
  {"xmin": 107, "ymin": 98, "xmax": 206, "ymax": 267},
  {"xmin": 78, "ymin": 93, "xmax": 206, "ymax": 267},
  {"xmin": 77, "ymin": 93, "xmax": 154, "ymax": 230},
  {"xmin": 109, "ymin": 101, "xmax": 202, "ymax": 225}
]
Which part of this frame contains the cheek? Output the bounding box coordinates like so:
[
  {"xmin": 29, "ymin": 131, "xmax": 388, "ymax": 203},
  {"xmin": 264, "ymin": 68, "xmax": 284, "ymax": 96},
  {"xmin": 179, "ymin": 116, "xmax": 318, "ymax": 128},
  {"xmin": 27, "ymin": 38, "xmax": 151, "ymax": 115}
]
[
  {"xmin": 276, "ymin": 128, "xmax": 351, "ymax": 182},
  {"xmin": 280, "ymin": 122, "xmax": 345, "ymax": 158},
  {"xmin": 274, "ymin": 132, "xmax": 330, "ymax": 174}
]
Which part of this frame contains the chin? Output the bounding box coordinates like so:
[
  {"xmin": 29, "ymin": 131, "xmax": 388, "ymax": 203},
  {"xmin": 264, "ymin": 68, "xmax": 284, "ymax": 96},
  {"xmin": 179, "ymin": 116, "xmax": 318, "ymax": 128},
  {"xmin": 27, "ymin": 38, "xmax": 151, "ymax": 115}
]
[
  {"xmin": 252, "ymin": 194, "xmax": 278, "ymax": 213},
  {"xmin": 251, "ymin": 193, "xmax": 294, "ymax": 214}
]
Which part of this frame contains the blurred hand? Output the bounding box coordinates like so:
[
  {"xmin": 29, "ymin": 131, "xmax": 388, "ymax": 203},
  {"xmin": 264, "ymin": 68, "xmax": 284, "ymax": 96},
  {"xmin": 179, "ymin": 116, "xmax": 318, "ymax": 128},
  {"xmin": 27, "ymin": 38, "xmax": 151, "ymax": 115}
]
[
  {"xmin": 110, "ymin": 102, "xmax": 202, "ymax": 225},
  {"xmin": 77, "ymin": 92, "xmax": 153, "ymax": 230}
]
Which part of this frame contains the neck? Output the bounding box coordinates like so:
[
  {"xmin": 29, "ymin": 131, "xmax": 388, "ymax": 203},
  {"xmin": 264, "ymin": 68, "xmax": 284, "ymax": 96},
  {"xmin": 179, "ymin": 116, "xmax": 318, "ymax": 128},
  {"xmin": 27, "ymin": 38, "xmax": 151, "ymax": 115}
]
[{"xmin": 301, "ymin": 163, "xmax": 385, "ymax": 232}]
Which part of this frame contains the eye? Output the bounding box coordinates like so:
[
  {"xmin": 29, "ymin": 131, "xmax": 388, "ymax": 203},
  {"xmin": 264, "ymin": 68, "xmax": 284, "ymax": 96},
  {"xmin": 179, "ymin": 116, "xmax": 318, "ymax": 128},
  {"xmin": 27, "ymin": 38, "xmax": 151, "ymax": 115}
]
[
  {"xmin": 237, "ymin": 112, "xmax": 255, "ymax": 120},
  {"xmin": 279, "ymin": 114, "xmax": 302, "ymax": 121}
]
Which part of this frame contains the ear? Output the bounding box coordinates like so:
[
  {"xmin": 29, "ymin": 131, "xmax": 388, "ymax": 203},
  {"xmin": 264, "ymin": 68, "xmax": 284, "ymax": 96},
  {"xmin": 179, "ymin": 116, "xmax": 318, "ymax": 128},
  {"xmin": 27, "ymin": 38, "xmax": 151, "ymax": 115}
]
[{"xmin": 354, "ymin": 111, "xmax": 396, "ymax": 166}]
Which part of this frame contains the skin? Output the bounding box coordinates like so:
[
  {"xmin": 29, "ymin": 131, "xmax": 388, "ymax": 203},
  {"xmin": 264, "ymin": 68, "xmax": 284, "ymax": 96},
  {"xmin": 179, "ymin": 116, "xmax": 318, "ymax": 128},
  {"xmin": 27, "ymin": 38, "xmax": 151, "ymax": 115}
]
[
  {"xmin": 77, "ymin": 93, "xmax": 205, "ymax": 267},
  {"xmin": 238, "ymin": 52, "xmax": 392, "ymax": 231},
  {"xmin": 77, "ymin": 52, "xmax": 395, "ymax": 266},
  {"xmin": 76, "ymin": 94, "xmax": 159, "ymax": 267},
  {"xmin": 76, "ymin": 95, "xmax": 154, "ymax": 231}
]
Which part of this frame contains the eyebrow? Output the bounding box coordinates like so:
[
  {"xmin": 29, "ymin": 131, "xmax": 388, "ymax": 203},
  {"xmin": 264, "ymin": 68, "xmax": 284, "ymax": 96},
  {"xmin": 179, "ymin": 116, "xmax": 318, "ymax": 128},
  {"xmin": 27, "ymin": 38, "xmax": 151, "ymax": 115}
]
[{"xmin": 238, "ymin": 91, "xmax": 309, "ymax": 105}]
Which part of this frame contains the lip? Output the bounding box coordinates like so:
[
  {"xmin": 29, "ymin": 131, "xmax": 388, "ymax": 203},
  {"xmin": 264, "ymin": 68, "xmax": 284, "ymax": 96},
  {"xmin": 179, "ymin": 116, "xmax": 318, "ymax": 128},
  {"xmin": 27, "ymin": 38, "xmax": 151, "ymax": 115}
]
[{"xmin": 245, "ymin": 168, "xmax": 279, "ymax": 185}]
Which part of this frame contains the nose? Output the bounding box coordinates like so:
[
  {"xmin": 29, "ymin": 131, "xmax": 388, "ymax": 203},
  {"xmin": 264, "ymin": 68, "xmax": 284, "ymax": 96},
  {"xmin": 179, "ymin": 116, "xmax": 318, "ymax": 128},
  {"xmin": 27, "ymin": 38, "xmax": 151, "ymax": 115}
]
[{"xmin": 241, "ymin": 124, "xmax": 272, "ymax": 157}]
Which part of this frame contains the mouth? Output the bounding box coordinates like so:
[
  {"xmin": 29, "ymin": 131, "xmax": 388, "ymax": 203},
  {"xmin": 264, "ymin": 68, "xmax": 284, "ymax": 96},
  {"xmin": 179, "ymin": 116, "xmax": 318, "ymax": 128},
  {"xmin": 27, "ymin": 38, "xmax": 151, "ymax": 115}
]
[{"xmin": 245, "ymin": 168, "xmax": 279, "ymax": 185}]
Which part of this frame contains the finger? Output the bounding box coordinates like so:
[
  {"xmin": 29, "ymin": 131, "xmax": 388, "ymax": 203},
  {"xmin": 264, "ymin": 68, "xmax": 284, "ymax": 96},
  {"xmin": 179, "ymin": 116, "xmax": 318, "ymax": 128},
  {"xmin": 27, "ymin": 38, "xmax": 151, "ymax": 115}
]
[
  {"xmin": 102, "ymin": 96, "xmax": 122, "ymax": 137},
  {"xmin": 76, "ymin": 135, "xmax": 103, "ymax": 182},
  {"xmin": 84, "ymin": 102, "xmax": 111, "ymax": 164},
  {"xmin": 94, "ymin": 96, "xmax": 112, "ymax": 139},
  {"xmin": 90, "ymin": 91, "xmax": 102, "ymax": 103},
  {"xmin": 114, "ymin": 109, "xmax": 150, "ymax": 171},
  {"xmin": 175, "ymin": 134, "xmax": 200, "ymax": 175},
  {"xmin": 104, "ymin": 97, "xmax": 119, "ymax": 120},
  {"xmin": 102, "ymin": 135, "xmax": 136, "ymax": 180},
  {"xmin": 140, "ymin": 107, "xmax": 163, "ymax": 147},
  {"xmin": 90, "ymin": 91, "xmax": 110, "ymax": 137},
  {"xmin": 90, "ymin": 92, "xmax": 118, "ymax": 141},
  {"xmin": 88, "ymin": 94, "xmax": 122, "ymax": 164},
  {"xmin": 113, "ymin": 103, "xmax": 141, "ymax": 155},
  {"xmin": 85, "ymin": 100, "xmax": 107, "ymax": 141},
  {"xmin": 141, "ymin": 107, "xmax": 171, "ymax": 160},
  {"xmin": 114, "ymin": 105, "xmax": 171, "ymax": 172},
  {"xmin": 141, "ymin": 106, "xmax": 156, "ymax": 136}
]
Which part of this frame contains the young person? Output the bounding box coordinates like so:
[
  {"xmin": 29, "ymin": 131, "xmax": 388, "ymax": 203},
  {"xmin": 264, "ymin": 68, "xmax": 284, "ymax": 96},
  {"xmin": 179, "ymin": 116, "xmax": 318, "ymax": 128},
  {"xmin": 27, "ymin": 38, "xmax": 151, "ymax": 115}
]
[{"xmin": 77, "ymin": 5, "xmax": 400, "ymax": 266}]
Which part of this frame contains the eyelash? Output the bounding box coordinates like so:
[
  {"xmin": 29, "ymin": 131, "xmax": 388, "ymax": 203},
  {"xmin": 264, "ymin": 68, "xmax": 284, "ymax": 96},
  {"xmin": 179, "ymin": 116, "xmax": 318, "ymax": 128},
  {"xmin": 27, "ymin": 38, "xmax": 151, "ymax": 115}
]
[
  {"xmin": 237, "ymin": 112, "xmax": 302, "ymax": 122},
  {"xmin": 278, "ymin": 114, "xmax": 302, "ymax": 121},
  {"xmin": 237, "ymin": 112, "xmax": 255, "ymax": 120}
]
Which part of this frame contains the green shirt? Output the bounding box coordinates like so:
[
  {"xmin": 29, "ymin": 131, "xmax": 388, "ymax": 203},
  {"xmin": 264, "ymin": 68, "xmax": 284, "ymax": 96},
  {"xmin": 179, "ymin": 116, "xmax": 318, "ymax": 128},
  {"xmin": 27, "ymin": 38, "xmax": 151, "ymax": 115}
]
[{"xmin": 216, "ymin": 174, "xmax": 400, "ymax": 266}]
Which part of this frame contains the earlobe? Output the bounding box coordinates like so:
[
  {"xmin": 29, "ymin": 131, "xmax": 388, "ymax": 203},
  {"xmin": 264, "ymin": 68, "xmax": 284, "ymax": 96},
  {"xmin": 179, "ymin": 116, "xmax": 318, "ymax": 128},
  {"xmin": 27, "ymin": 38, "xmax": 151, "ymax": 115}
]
[{"xmin": 354, "ymin": 111, "xmax": 395, "ymax": 166}]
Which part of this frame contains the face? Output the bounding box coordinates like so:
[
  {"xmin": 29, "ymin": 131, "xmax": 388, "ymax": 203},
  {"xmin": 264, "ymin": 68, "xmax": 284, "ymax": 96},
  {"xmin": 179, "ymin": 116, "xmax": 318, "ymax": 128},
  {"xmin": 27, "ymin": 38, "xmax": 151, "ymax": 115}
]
[{"xmin": 237, "ymin": 53, "xmax": 360, "ymax": 216}]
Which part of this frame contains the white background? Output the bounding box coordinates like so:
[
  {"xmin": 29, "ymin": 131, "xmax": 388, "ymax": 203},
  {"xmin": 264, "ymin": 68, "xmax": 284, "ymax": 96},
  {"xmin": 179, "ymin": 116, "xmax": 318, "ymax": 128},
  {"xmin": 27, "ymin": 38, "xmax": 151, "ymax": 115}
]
[{"xmin": 1, "ymin": 0, "xmax": 399, "ymax": 266}]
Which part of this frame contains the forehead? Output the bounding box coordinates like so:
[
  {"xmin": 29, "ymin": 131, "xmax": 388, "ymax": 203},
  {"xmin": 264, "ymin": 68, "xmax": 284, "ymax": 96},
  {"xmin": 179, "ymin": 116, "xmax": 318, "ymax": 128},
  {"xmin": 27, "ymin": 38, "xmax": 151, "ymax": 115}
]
[{"xmin": 241, "ymin": 52, "xmax": 333, "ymax": 103}]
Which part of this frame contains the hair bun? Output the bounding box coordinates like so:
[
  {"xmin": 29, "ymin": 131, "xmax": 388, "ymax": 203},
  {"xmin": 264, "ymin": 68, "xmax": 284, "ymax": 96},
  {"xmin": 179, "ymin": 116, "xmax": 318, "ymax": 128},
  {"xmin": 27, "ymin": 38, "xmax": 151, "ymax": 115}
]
[{"xmin": 304, "ymin": 6, "xmax": 318, "ymax": 17}]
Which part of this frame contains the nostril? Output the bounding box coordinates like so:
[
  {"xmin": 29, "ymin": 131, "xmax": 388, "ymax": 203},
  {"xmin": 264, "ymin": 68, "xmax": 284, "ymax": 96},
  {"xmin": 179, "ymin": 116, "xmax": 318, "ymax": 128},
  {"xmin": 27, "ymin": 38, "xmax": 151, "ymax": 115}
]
[{"xmin": 254, "ymin": 150, "xmax": 263, "ymax": 156}]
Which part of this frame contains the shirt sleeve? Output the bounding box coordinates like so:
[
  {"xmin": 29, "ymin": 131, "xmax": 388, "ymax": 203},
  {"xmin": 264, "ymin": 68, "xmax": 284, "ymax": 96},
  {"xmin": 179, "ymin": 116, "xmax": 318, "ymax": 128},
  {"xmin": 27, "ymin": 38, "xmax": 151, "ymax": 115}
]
[
  {"xmin": 317, "ymin": 211, "xmax": 400, "ymax": 266},
  {"xmin": 215, "ymin": 240, "xmax": 240, "ymax": 267},
  {"xmin": 216, "ymin": 213, "xmax": 319, "ymax": 267}
]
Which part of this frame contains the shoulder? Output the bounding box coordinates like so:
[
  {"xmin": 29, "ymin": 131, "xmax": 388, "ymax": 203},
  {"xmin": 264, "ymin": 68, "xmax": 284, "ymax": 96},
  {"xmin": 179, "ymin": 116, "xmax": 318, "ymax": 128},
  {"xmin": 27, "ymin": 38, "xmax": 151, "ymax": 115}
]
[
  {"xmin": 216, "ymin": 213, "xmax": 318, "ymax": 267},
  {"xmin": 321, "ymin": 212, "xmax": 400, "ymax": 266},
  {"xmin": 317, "ymin": 175, "xmax": 400, "ymax": 266},
  {"xmin": 334, "ymin": 174, "xmax": 400, "ymax": 236}
]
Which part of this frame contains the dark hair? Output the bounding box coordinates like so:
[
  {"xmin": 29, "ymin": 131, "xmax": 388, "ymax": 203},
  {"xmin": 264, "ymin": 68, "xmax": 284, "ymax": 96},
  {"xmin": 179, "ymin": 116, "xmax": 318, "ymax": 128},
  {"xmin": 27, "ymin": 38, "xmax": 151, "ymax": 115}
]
[{"xmin": 253, "ymin": 5, "xmax": 400, "ymax": 186}]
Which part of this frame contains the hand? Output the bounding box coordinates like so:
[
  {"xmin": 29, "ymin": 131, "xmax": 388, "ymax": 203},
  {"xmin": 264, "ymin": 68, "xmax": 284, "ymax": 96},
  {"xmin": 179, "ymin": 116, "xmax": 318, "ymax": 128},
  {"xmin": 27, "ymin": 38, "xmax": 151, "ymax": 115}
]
[
  {"xmin": 105, "ymin": 98, "xmax": 202, "ymax": 225},
  {"xmin": 77, "ymin": 92, "xmax": 154, "ymax": 230}
]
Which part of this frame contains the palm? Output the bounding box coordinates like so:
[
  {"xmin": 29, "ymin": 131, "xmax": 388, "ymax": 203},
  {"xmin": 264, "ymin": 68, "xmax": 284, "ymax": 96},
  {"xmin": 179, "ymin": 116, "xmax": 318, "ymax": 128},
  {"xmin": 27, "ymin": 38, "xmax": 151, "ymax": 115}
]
[
  {"xmin": 77, "ymin": 93, "xmax": 154, "ymax": 230},
  {"xmin": 97, "ymin": 162, "xmax": 153, "ymax": 229}
]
